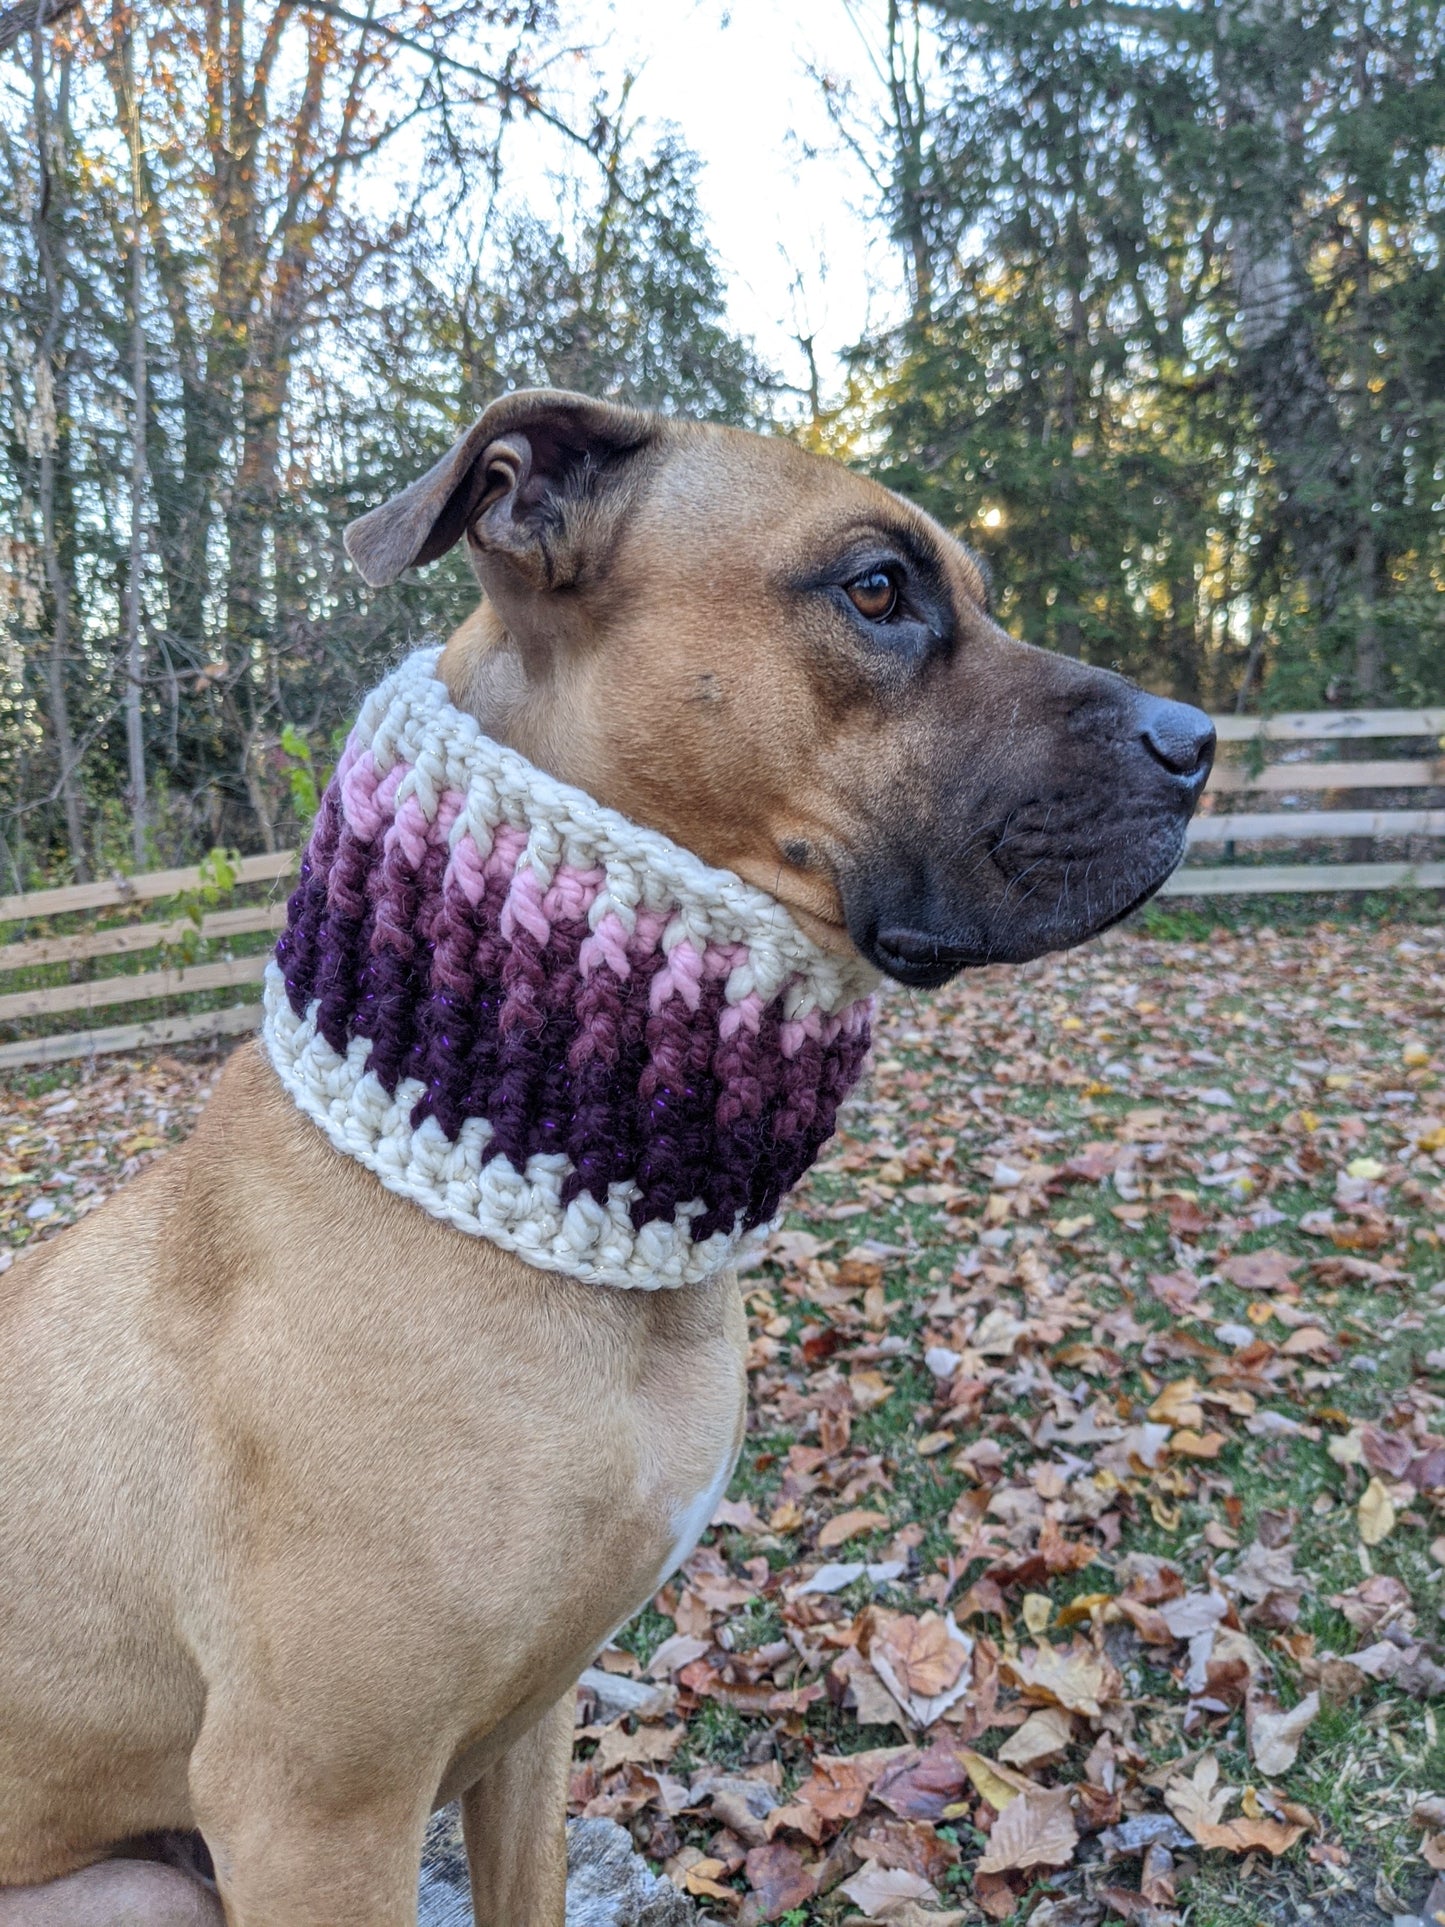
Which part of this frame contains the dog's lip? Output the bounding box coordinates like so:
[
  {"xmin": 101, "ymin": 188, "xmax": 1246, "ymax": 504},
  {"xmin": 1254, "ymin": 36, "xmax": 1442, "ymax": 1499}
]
[{"xmin": 868, "ymin": 925, "xmax": 988, "ymax": 987}]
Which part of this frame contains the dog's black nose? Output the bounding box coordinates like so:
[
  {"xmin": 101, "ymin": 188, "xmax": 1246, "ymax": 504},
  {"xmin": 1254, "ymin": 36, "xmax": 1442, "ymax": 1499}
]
[{"xmin": 1138, "ymin": 695, "xmax": 1215, "ymax": 782}]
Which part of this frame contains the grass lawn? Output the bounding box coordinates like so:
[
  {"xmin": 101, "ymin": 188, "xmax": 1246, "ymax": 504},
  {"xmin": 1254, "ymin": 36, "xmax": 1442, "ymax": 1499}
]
[{"xmin": 4, "ymin": 914, "xmax": 1444, "ymax": 1927}]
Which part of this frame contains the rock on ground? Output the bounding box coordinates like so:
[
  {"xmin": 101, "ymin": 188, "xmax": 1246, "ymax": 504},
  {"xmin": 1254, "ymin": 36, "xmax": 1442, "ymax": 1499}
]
[{"xmin": 417, "ymin": 1808, "xmax": 697, "ymax": 1927}]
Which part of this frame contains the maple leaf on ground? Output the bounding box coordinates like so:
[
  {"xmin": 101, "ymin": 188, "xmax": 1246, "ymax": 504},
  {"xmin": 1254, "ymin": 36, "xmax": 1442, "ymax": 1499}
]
[
  {"xmin": 769, "ymin": 1747, "xmax": 912, "ymax": 1839},
  {"xmin": 852, "ymin": 1816, "xmax": 961, "ymax": 1887},
  {"xmin": 1357, "ymin": 1477, "xmax": 1397, "ymax": 1546},
  {"xmin": 1246, "ymin": 1690, "xmax": 1320, "ymax": 1777},
  {"xmin": 838, "ymin": 1862, "xmax": 942, "ymax": 1919},
  {"xmin": 871, "ymin": 1741, "xmax": 972, "ymax": 1822},
  {"xmin": 975, "ymin": 1785, "xmax": 1080, "ymax": 1875},
  {"xmin": 818, "ymin": 1507, "xmax": 891, "ymax": 1550},
  {"xmin": 591, "ymin": 1721, "xmax": 684, "ymax": 1774},
  {"xmin": 997, "ymin": 1706, "xmax": 1074, "ymax": 1770},
  {"xmin": 952, "ymin": 1748, "xmax": 1036, "ymax": 1814},
  {"xmin": 1001, "ymin": 1638, "xmax": 1119, "ymax": 1719},
  {"xmin": 1165, "ymin": 1755, "xmax": 1311, "ymax": 1856},
  {"xmin": 742, "ymin": 1841, "xmax": 816, "ymax": 1923},
  {"xmin": 1217, "ymin": 1249, "xmax": 1301, "ymax": 1292},
  {"xmin": 867, "ymin": 1610, "xmax": 974, "ymax": 1727}
]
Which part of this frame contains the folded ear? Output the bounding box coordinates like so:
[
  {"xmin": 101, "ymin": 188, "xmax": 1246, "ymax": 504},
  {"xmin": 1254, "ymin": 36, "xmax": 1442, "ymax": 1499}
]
[{"xmin": 343, "ymin": 389, "xmax": 656, "ymax": 590}]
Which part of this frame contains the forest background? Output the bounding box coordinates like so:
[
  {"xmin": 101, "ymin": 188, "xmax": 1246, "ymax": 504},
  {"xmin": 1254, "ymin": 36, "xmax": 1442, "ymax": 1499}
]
[{"xmin": 1, "ymin": 0, "xmax": 1442, "ymax": 887}]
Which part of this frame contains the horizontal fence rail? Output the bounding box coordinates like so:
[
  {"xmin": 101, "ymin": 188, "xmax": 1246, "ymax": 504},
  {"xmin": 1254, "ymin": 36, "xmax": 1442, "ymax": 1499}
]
[
  {"xmin": 1167, "ymin": 705, "xmax": 1445, "ymax": 899},
  {"xmin": 3, "ymin": 707, "xmax": 1444, "ymax": 1068},
  {"xmin": 2, "ymin": 850, "xmax": 294, "ymax": 1069}
]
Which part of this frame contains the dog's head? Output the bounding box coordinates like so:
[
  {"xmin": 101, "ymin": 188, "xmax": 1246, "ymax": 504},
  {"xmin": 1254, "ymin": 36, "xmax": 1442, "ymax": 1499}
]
[{"xmin": 346, "ymin": 389, "xmax": 1212, "ymax": 987}]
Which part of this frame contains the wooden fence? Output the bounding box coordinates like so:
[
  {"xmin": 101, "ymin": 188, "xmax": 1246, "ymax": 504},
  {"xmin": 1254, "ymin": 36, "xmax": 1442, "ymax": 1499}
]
[
  {"xmin": 2, "ymin": 707, "xmax": 1442, "ymax": 1069},
  {"xmin": 0, "ymin": 852, "xmax": 293, "ymax": 1071},
  {"xmin": 1163, "ymin": 706, "xmax": 1445, "ymax": 898}
]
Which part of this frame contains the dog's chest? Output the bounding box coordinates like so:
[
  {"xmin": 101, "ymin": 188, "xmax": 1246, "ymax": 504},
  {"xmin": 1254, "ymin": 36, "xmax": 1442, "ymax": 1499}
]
[{"xmin": 649, "ymin": 1428, "xmax": 741, "ymax": 1594}]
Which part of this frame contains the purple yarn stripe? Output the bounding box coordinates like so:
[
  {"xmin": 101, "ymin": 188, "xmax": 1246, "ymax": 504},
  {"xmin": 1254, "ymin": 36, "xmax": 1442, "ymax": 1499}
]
[{"xmin": 275, "ymin": 761, "xmax": 873, "ymax": 1244}]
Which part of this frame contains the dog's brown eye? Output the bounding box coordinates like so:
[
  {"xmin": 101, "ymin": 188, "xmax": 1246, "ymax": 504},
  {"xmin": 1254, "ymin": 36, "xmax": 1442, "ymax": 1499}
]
[{"xmin": 846, "ymin": 569, "xmax": 899, "ymax": 622}]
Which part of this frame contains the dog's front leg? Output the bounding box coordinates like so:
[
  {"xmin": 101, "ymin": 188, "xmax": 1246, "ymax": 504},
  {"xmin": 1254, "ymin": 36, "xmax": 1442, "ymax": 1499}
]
[
  {"xmin": 460, "ymin": 1693, "xmax": 573, "ymax": 1927},
  {"xmin": 189, "ymin": 1728, "xmax": 432, "ymax": 1927}
]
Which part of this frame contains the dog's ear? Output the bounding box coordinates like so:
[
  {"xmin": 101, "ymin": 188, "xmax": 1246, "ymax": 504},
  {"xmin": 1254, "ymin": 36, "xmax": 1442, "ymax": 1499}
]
[{"xmin": 343, "ymin": 389, "xmax": 656, "ymax": 591}]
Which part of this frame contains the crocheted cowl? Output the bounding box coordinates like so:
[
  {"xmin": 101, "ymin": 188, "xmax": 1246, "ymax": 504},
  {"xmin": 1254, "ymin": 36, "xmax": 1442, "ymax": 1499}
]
[{"xmin": 264, "ymin": 648, "xmax": 877, "ymax": 1289}]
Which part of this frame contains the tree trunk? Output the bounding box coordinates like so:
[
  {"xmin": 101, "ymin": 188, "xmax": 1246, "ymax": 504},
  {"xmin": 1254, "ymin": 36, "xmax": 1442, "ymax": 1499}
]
[
  {"xmin": 30, "ymin": 16, "xmax": 87, "ymax": 876},
  {"xmin": 886, "ymin": 0, "xmax": 935, "ymax": 331},
  {"xmin": 1216, "ymin": 0, "xmax": 1355, "ymax": 632},
  {"xmin": 120, "ymin": 0, "xmax": 148, "ymax": 864}
]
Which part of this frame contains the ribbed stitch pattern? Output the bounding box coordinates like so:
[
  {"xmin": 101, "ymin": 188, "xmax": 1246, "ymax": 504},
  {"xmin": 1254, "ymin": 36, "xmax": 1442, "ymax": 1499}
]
[{"xmin": 263, "ymin": 648, "xmax": 877, "ymax": 1288}]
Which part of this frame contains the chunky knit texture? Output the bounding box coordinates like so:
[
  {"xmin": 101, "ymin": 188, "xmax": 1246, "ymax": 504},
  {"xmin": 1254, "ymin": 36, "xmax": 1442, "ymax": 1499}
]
[{"xmin": 264, "ymin": 648, "xmax": 877, "ymax": 1288}]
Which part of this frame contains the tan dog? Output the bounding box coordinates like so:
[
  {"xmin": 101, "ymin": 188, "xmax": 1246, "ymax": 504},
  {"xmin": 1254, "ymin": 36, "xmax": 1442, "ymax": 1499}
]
[{"xmin": 0, "ymin": 391, "xmax": 1213, "ymax": 1925}]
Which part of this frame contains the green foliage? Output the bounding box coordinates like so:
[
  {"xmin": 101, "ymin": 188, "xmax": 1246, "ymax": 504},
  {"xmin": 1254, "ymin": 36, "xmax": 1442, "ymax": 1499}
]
[
  {"xmin": 164, "ymin": 846, "xmax": 242, "ymax": 966},
  {"xmin": 278, "ymin": 725, "xmax": 322, "ymax": 830},
  {"xmin": 855, "ymin": 0, "xmax": 1445, "ymax": 707}
]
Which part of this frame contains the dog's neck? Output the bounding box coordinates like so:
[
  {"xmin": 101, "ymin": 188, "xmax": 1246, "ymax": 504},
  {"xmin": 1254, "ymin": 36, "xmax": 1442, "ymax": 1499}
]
[
  {"xmin": 263, "ymin": 649, "xmax": 877, "ymax": 1290},
  {"xmin": 437, "ymin": 605, "xmax": 591, "ymax": 790}
]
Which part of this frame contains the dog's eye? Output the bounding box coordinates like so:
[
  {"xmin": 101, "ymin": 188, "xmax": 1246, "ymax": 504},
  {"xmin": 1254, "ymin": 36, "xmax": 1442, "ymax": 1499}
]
[{"xmin": 846, "ymin": 568, "xmax": 899, "ymax": 622}]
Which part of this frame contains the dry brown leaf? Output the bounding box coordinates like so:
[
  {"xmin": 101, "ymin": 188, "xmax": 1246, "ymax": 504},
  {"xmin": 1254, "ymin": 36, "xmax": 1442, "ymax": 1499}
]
[
  {"xmin": 975, "ymin": 1785, "xmax": 1079, "ymax": 1874},
  {"xmin": 871, "ymin": 1611, "xmax": 969, "ymax": 1700},
  {"xmin": 791, "ymin": 1747, "xmax": 913, "ymax": 1826},
  {"xmin": 1247, "ymin": 1690, "xmax": 1319, "ymax": 1777},
  {"xmin": 997, "ymin": 1706, "xmax": 1074, "ymax": 1770},
  {"xmin": 818, "ymin": 1508, "xmax": 891, "ymax": 1550},
  {"xmin": 743, "ymin": 1841, "xmax": 816, "ymax": 1918},
  {"xmin": 952, "ymin": 1748, "xmax": 1036, "ymax": 1813},
  {"xmin": 1218, "ymin": 1249, "xmax": 1301, "ymax": 1292},
  {"xmin": 1358, "ymin": 1477, "xmax": 1397, "ymax": 1546},
  {"xmin": 1165, "ymin": 1755, "xmax": 1309, "ymax": 1857},
  {"xmin": 592, "ymin": 1720, "xmax": 684, "ymax": 1773},
  {"xmin": 1001, "ymin": 1639, "xmax": 1116, "ymax": 1718},
  {"xmin": 680, "ymin": 1854, "xmax": 739, "ymax": 1903},
  {"xmin": 838, "ymin": 1861, "xmax": 940, "ymax": 1921},
  {"xmin": 1148, "ymin": 1377, "xmax": 1205, "ymax": 1427},
  {"xmin": 850, "ymin": 1369, "xmax": 894, "ymax": 1411}
]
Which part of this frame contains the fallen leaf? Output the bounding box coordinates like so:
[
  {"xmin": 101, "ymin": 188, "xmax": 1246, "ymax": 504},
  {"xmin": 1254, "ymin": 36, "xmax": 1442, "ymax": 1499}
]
[
  {"xmin": 819, "ymin": 1508, "xmax": 891, "ymax": 1550},
  {"xmin": 975, "ymin": 1785, "xmax": 1079, "ymax": 1874},
  {"xmin": 1358, "ymin": 1477, "xmax": 1397, "ymax": 1546},
  {"xmin": 1148, "ymin": 1377, "xmax": 1205, "ymax": 1427},
  {"xmin": 871, "ymin": 1740, "xmax": 971, "ymax": 1822},
  {"xmin": 850, "ymin": 1369, "xmax": 894, "ymax": 1411},
  {"xmin": 1247, "ymin": 1691, "xmax": 1319, "ymax": 1777},
  {"xmin": 871, "ymin": 1611, "xmax": 970, "ymax": 1699},
  {"xmin": 1002, "ymin": 1639, "xmax": 1117, "ymax": 1718},
  {"xmin": 954, "ymin": 1748, "xmax": 1035, "ymax": 1813},
  {"xmin": 1218, "ymin": 1250, "xmax": 1300, "ymax": 1293},
  {"xmin": 869, "ymin": 1611, "xmax": 974, "ymax": 1728},
  {"xmin": 788, "ymin": 1748, "xmax": 912, "ymax": 1827},
  {"xmin": 743, "ymin": 1841, "xmax": 816, "ymax": 1920},
  {"xmin": 838, "ymin": 1861, "xmax": 939, "ymax": 1921},
  {"xmin": 592, "ymin": 1720, "xmax": 685, "ymax": 1773},
  {"xmin": 1165, "ymin": 1755, "xmax": 1309, "ymax": 1856},
  {"xmin": 997, "ymin": 1706, "xmax": 1074, "ymax": 1770}
]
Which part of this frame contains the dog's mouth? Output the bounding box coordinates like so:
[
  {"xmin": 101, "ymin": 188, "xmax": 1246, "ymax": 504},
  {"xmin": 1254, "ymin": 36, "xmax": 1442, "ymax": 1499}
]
[
  {"xmin": 868, "ymin": 925, "xmax": 990, "ymax": 988},
  {"xmin": 855, "ymin": 851, "xmax": 1181, "ymax": 989}
]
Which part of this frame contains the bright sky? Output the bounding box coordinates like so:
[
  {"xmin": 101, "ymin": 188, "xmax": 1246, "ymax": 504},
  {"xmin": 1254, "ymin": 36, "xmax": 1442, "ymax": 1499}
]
[{"xmin": 534, "ymin": 0, "xmax": 906, "ymax": 402}]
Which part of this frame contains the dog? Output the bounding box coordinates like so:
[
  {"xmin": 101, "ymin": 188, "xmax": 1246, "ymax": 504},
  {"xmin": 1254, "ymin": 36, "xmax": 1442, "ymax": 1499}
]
[{"xmin": 0, "ymin": 389, "xmax": 1213, "ymax": 1925}]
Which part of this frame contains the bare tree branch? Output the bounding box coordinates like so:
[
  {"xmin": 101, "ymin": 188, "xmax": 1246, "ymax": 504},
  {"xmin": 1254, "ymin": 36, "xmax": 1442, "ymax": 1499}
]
[
  {"xmin": 280, "ymin": 0, "xmax": 608, "ymax": 156},
  {"xmin": 0, "ymin": 0, "xmax": 79, "ymax": 57}
]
